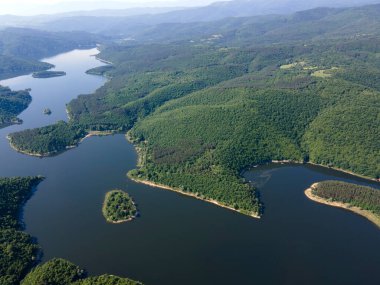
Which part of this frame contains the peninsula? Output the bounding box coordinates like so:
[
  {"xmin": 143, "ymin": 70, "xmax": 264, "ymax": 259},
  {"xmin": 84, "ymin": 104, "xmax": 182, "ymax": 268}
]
[
  {"xmin": 305, "ymin": 181, "xmax": 380, "ymax": 228},
  {"xmin": 0, "ymin": 85, "xmax": 31, "ymax": 129}
]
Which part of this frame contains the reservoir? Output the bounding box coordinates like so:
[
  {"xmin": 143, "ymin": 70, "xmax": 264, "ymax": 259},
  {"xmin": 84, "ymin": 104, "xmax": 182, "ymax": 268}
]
[{"xmin": 0, "ymin": 49, "xmax": 379, "ymax": 285}]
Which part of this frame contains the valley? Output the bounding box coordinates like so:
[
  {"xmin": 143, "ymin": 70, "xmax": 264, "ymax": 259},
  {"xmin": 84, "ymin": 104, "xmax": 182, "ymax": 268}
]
[{"xmin": 0, "ymin": 1, "xmax": 379, "ymax": 284}]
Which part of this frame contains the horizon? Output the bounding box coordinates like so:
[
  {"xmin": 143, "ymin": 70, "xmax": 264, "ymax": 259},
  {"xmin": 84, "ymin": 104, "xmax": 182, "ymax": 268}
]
[{"xmin": 0, "ymin": 0, "xmax": 224, "ymax": 16}]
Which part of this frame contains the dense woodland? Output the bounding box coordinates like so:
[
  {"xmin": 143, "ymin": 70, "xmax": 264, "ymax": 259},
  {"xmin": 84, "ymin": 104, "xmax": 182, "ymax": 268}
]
[
  {"xmin": 0, "ymin": 86, "xmax": 31, "ymax": 129},
  {"xmin": 21, "ymin": 258, "xmax": 142, "ymax": 285},
  {"xmin": 312, "ymin": 181, "xmax": 380, "ymax": 215},
  {"xmin": 8, "ymin": 121, "xmax": 87, "ymax": 156},
  {"xmin": 0, "ymin": 176, "xmax": 43, "ymax": 285},
  {"xmin": 8, "ymin": 4, "xmax": 380, "ymax": 215},
  {"xmin": 102, "ymin": 190, "xmax": 138, "ymax": 223}
]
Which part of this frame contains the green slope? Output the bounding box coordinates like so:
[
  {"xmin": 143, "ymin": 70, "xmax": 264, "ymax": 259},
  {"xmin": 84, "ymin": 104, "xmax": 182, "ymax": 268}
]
[
  {"xmin": 9, "ymin": 4, "xmax": 380, "ymax": 215},
  {"xmin": 0, "ymin": 86, "xmax": 31, "ymax": 129}
]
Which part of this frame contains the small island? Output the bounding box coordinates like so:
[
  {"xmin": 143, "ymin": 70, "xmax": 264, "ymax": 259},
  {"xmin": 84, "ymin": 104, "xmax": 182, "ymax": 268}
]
[
  {"xmin": 43, "ymin": 108, "xmax": 52, "ymax": 115},
  {"xmin": 102, "ymin": 190, "xmax": 138, "ymax": 223},
  {"xmin": 305, "ymin": 181, "xmax": 380, "ymax": 228},
  {"xmin": 32, "ymin": 71, "xmax": 66, "ymax": 78}
]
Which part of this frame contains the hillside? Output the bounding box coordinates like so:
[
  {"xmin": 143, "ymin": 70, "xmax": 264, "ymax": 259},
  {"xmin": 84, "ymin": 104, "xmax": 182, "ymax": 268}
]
[
  {"xmin": 0, "ymin": 28, "xmax": 101, "ymax": 79},
  {"xmin": 116, "ymin": 4, "xmax": 380, "ymax": 44},
  {"xmin": 33, "ymin": 0, "xmax": 380, "ymax": 34},
  {"xmin": 0, "ymin": 86, "xmax": 31, "ymax": 129},
  {"xmin": 9, "ymin": 4, "xmax": 380, "ymax": 216},
  {"xmin": 36, "ymin": 4, "xmax": 380, "ymax": 44},
  {"xmin": 0, "ymin": 176, "xmax": 44, "ymax": 285}
]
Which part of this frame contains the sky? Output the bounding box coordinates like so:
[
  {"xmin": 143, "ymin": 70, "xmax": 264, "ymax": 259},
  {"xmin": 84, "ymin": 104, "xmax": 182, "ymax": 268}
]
[{"xmin": 0, "ymin": 0, "xmax": 221, "ymax": 16}]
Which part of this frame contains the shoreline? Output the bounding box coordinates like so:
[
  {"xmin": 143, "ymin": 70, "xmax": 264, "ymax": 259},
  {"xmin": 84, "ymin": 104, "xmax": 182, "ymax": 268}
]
[
  {"xmin": 128, "ymin": 175, "xmax": 260, "ymax": 219},
  {"xmin": 126, "ymin": 138, "xmax": 377, "ymax": 220},
  {"xmin": 305, "ymin": 183, "xmax": 380, "ymax": 229},
  {"xmin": 7, "ymin": 134, "xmax": 80, "ymax": 157},
  {"xmin": 95, "ymin": 56, "xmax": 114, "ymax": 65},
  {"xmin": 102, "ymin": 190, "xmax": 137, "ymax": 224},
  {"xmin": 270, "ymin": 160, "xmax": 379, "ymax": 183},
  {"xmin": 6, "ymin": 130, "xmax": 117, "ymax": 158},
  {"xmin": 79, "ymin": 130, "xmax": 116, "ymax": 143},
  {"xmin": 107, "ymin": 217, "xmax": 135, "ymax": 224}
]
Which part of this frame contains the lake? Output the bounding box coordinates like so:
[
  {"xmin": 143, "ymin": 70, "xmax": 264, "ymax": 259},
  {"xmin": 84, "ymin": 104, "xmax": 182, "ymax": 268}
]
[{"xmin": 0, "ymin": 49, "xmax": 379, "ymax": 285}]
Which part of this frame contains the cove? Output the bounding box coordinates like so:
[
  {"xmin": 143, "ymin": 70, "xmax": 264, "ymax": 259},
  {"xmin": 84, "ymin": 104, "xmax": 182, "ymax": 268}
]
[{"xmin": 0, "ymin": 49, "xmax": 380, "ymax": 285}]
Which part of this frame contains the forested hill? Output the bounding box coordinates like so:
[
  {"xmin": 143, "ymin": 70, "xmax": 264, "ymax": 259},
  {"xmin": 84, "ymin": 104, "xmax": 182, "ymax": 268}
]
[
  {"xmin": 0, "ymin": 28, "xmax": 101, "ymax": 80},
  {"xmin": 0, "ymin": 86, "xmax": 31, "ymax": 129},
  {"xmin": 34, "ymin": 0, "xmax": 380, "ymax": 34},
  {"xmin": 9, "ymin": 4, "xmax": 380, "ymax": 216},
  {"xmin": 111, "ymin": 4, "xmax": 380, "ymax": 44}
]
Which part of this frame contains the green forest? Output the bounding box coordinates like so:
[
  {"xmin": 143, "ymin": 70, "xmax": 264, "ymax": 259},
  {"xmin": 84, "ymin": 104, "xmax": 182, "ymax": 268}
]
[
  {"xmin": 312, "ymin": 181, "xmax": 380, "ymax": 216},
  {"xmin": 102, "ymin": 190, "xmax": 138, "ymax": 223},
  {"xmin": 0, "ymin": 86, "xmax": 31, "ymax": 129},
  {"xmin": 8, "ymin": 121, "xmax": 87, "ymax": 156},
  {"xmin": 8, "ymin": 5, "xmax": 380, "ymax": 216},
  {"xmin": 22, "ymin": 258, "xmax": 142, "ymax": 285},
  {"xmin": 0, "ymin": 176, "xmax": 44, "ymax": 285}
]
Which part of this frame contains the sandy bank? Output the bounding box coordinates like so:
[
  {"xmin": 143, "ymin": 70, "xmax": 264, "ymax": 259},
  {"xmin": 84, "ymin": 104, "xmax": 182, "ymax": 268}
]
[{"xmin": 305, "ymin": 183, "xmax": 380, "ymax": 229}]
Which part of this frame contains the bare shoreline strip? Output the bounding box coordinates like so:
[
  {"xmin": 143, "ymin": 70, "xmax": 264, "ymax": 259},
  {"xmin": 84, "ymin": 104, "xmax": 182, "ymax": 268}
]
[
  {"xmin": 305, "ymin": 183, "xmax": 380, "ymax": 229},
  {"xmin": 128, "ymin": 176, "xmax": 260, "ymax": 219}
]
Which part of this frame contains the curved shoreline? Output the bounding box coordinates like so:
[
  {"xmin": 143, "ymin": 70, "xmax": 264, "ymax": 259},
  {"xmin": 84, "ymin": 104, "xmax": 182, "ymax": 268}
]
[
  {"xmin": 126, "ymin": 136, "xmax": 377, "ymax": 220},
  {"xmin": 102, "ymin": 190, "xmax": 137, "ymax": 224},
  {"xmin": 7, "ymin": 130, "xmax": 116, "ymax": 158},
  {"xmin": 128, "ymin": 175, "xmax": 260, "ymax": 219},
  {"xmin": 305, "ymin": 183, "xmax": 380, "ymax": 229},
  {"xmin": 271, "ymin": 160, "xmax": 379, "ymax": 183},
  {"xmin": 307, "ymin": 162, "xmax": 379, "ymax": 182}
]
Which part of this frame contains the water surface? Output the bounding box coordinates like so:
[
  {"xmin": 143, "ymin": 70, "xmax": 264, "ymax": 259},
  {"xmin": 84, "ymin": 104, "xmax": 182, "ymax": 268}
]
[{"xmin": 0, "ymin": 49, "xmax": 379, "ymax": 285}]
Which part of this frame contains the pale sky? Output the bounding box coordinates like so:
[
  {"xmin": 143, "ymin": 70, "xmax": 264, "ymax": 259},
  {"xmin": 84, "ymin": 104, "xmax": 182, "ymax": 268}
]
[{"xmin": 0, "ymin": 0, "xmax": 221, "ymax": 16}]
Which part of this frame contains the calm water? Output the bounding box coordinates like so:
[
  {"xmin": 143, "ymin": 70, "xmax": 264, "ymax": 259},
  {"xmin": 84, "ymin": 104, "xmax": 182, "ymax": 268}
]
[{"xmin": 1, "ymin": 49, "xmax": 380, "ymax": 285}]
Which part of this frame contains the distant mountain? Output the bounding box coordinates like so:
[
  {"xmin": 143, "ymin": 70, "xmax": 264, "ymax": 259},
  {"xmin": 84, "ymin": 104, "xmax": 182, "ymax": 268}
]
[
  {"xmin": 2, "ymin": 0, "xmax": 380, "ymax": 34},
  {"xmin": 0, "ymin": 28, "xmax": 102, "ymax": 79},
  {"xmin": 131, "ymin": 0, "xmax": 380, "ymax": 23},
  {"xmin": 0, "ymin": 28, "xmax": 100, "ymax": 59},
  {"xmin": 56, "ymin": 7, "xmax": 185, "ymax": 17},
  {"xmin": 27, "ymin": 0, "xmax": 379, "ymax": 35},
  {"xmin": 0, "ymin": 7, "xmax": 185, "ymax": 30},
  {"xmin": 109, "ymin": 4, "xmax": 380, "ymax": 44},
  {"xmin": 22, "ymin": 0, "xmax": 215, "ymax": 15}
]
